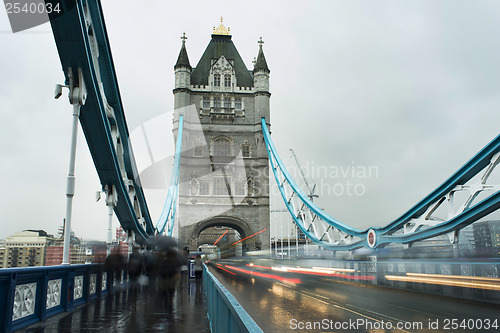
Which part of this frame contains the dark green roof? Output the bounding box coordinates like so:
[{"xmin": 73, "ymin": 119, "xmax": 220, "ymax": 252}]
[
  {"xmin": 191, "ymin": 34, "xmax": 254, "ymax": 87},
  {"xmin": 175, "ymin": 40, "xmax": 191, "ymax": 69},
  {"xmin": 254, "ymin": 44, "xmax": 269, "ymax": 73}
]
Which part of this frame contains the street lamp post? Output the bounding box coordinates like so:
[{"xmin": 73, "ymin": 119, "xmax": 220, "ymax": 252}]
[
  {"xmin": 56, "ymin": 68, "xmax": 87, "ymax": 265},
  {"xmin": 97, "ymin": 185, "xmax": 118, "ymax": 256},
  {"xmin": 105, "ymin": 185, "xmax": 117, "ymax": 255}
]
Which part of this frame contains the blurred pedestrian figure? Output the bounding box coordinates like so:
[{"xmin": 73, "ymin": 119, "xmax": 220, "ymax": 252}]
[
  {"xmin": 105, "ymin": 247, "xmax": 125, "ymax": 286},
  {"xmin": 194, "ymin": 254, "xmax": 203, "ymax": 279},
  {"xmin": 158, "ymin": 249, "xmax": 181, "ymax": 294},
  {"xmin": 128, "ymin": 246, "xmax": 143, "ymax": 282},
  {"xmin": 128, "ymin": 246, "xmax": 142, "ymax": 280},
  {"xmin": 144, "ymin": 251, "xmax": 157, "ymax": 280},
  {"xmin": 180, "ymin": 247, "xmax": 189, "ymax": 287}
]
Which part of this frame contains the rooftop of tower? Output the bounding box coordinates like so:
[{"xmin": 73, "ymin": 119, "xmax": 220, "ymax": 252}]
[{"xmin": 190, "ymin": 20, "xmax": 254, "ymax": 87}]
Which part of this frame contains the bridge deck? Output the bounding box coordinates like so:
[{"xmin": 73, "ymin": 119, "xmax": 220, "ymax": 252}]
[
  {"xmin": 209, "ymin": 263, "xmax": 500, "ymax": 333},
  {"xmin": 23, "ymin": 275, "xmax": 210, "ymax": 333}
]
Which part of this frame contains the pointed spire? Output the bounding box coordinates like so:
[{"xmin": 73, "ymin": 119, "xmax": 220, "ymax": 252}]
[
  {"xmin": 254, "ymin": 36, "xmax": 269, "ymax": 73},
  {"xmin": 175, "ymin": 32, "xmax": 191, "ymax": 70}
]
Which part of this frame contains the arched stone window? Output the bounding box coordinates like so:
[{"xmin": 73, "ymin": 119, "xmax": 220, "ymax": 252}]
[
  {"xmin": 202, "ymin": 97, "xmax": 210, "ymax": 109},
  {"xmin": 235, "ymin": 98, "xmax": 242, "ymax": 110},
  {"xmin": 213, "ymin": 97, "xmax": 221, "ymax": 108},
  {"xmin": 190, "ymin": 178, "xmax": 199, "ymax": 196},
  {"xmin": 212, "ymin": 137, "xmax": 232, "ymax": 157},
  {"xmin": 214, "ymin": 74, "xmax": 221, "ymax": 87},
  {"xmin": 213, "ymin": 177, "xmax": 230, "ymax": 195},
  {"xmin": 234, "ymin": 180, "xmax": 246, "ymax": 196},
  {"xmin": 193, "ymin": 138, "xmax": 204, "ymax": 157},
  {"xmin": 247, "ymin": 178, "xmax": 255, "ymax": 196},
  {"xmin": 241, "ymin": 144, "xmax": 251, "ymax": 158},
  {"xmin": 224, "ymin": 75, "xmax": 231, "ymax": 87},
  {"xmin": 199, "ymin": 181, "xmax": 210, "ymax": 195}
]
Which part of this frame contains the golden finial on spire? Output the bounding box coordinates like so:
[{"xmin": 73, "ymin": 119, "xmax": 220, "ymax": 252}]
[{"xmin": 213, "ymin": 17, "xmax": 231, "ymax": 35}]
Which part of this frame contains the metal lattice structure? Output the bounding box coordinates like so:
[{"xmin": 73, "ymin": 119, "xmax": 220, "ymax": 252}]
[
  {"xmin": 262, "ymin": 117, "xmax": 500, "ymax": 250},
  {"xmin": 48, "ymin": 0, "xmax": 157, "ymax": 242}
]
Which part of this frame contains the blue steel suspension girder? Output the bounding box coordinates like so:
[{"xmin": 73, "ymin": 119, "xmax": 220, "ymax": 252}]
[
  {"xmin": 261, "ymin": 117, "xmax": 500, "ymax": 249},
  {"xmin": 47, "ymin": 0, "xmax": 154, "ymax": 242},
  {"xmin": 262, "ymin": 118, "xmax": 369, "ymax": 250},
  {"xmin": 261, "ymin": 118, "xmax": 364, "ymax": 236},
  {"xmin": 379, "ymin": 134, "xmax": 500, "ymax": 235},
  {"xmin": 378, "ymin": 190, "xmax": 500, "ymax": 246},
  {"xmin": 156, "ymin": 115, "xmax": 184, "ymax": 236}
]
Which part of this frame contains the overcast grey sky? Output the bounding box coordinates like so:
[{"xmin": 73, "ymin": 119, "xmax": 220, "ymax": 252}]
[{"xmin": 1, "ymin": 0, "xmax": 499, "ymax": 241}]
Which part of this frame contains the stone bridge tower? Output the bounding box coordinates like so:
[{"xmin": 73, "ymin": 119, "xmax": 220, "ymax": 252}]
[{"xmin": 172, "ymin": 20, "xmax": 271, "ymax": 253}]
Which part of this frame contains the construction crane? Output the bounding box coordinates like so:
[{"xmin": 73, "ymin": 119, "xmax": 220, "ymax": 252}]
[{"xmin": 289, "ymin": 149, "xmax": 319, "ymax": 202}]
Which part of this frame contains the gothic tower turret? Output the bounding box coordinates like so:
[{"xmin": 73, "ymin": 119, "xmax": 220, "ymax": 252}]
[
  {"xmin": 253, "ymin": 37, "xmax": 271, "ymax": 166},
  {"xmin": 174, "ymin": 33, "xmax": 191, "ymax": 110},
  {"xmin": 253, "ymin": 37, "xmax": 270, "ymax": 123}
]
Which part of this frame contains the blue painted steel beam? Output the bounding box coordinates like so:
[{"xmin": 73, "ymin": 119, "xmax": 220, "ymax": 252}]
[
  {"xmin": 261, "ymin": 117, "xmax": 500, "ymax": 249},
  {"xmin": 262, "ymin": 118, "xmax": 369, "ymax": 251},
  {"xmin": 379, "ymin": 190, "xmax": 500, "ymax": 245},
  {"xmin": 379, "ymin": 134, "xmax": 500, "ymax": 234},
  {"xmin": 46, "ymin": 0, "xmax": 154, "ymax": 242},
  {"xmin": 261, "ymin": 118, "xmax": 364, "ymax": 236},
  {"xmin": 156, "ymin": 115, "xmax": 184, "ymax": 236}
]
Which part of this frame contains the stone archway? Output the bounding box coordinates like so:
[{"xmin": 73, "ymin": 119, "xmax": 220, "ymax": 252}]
[{"xmin": 188, "ymin": 216, "xmax": 254, "ymax": 254}]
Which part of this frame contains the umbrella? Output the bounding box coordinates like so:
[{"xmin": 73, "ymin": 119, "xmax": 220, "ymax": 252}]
[
  {"xmin": 153, "ymin": 235, "xmax": 178, "ymax": 251},
  {"xmin": 144, "ymin": 237, "xmax": 156, "ymax": 250}
]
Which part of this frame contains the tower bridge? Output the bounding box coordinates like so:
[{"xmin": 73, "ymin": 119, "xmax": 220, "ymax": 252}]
[
  {"xmin": 173, "ymin": 24, "xmax": 271, "ymax": 252},
  {"xmin": 2, "ymin": 1, "xmax": 500, "ymax": 332}
]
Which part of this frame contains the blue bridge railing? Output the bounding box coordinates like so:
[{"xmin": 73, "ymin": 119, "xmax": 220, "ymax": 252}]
[
  {"xmin": 0, "ymin": 264, "xmax": 128, "ymax": 333},
  {"xmin": 204, "ymin": 264, "xmax": 263, "ymax": 333}
]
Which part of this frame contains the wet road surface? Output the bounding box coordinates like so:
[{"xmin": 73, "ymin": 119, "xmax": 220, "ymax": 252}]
[
  {"xmin": 209, "ymin": 260, "xmax": 500, "ymax": 333},
  {"xmin": 24, "ymin": 275, "xmax": 210, "ymax": 333}
]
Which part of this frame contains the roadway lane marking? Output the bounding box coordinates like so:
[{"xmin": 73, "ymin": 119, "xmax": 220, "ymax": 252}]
[
  {"xmin": 327, "ymin": 302, "xmax": 410, "ymax": 333},
  {"xmin": 275, "ymin": 277, "xmax": 497, "ymax": 333},
  {"xmin": 276, "ymin": 282, "xmax": 291, "ymax": 288},
  {"xmin": 298, "ymin": 292, "xmax": 329, "ymax": 305},
  {"xmin": 276, "ymin": 282, "xmax": 404, "ymax": 330},
  {"xmin": 354, "ymin": 296, "xmax": 453, "ymax": 321},
  {"xmin": 316, "ymin": 280, "xmax": 454, "ymax": 321},
  {"xmin": 303, "ymin": 291, "xmax": 330, "ymax": 301},
  {"xmin": 346, "ymin": 304, "xmax": 410, "ymax": 326},
  {"xmin": 341, "ymin": 288, "xmax": 488, "ymax": 327},
  {"xmin": 287, "ymin": 288, "xmax": 411, "ymax": 333}
]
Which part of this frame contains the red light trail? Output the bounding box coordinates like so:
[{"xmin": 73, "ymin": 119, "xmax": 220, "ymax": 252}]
[
  {"xmin": 216, "ymin": 265, "xmax": 236, "ymax": 275},
  {"xmin": 232, "ymin": 228, "xmax": 268, "ymax": 245},
  {"xmin": 245, "ymin": 264, "xmax": 375, "ymax": 281},
  {"xmin": 213, "ymin": 230, "xmax": 229, "ymax": 245},
  {"xmin": 223, "ymin": 265, "xmax": 301, "ymax": 284}
]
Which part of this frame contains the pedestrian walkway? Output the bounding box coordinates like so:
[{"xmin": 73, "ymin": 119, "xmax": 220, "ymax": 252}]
[{"xmin": 23, "ymin": 275, "xmax": 210, "ymax": 332}]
